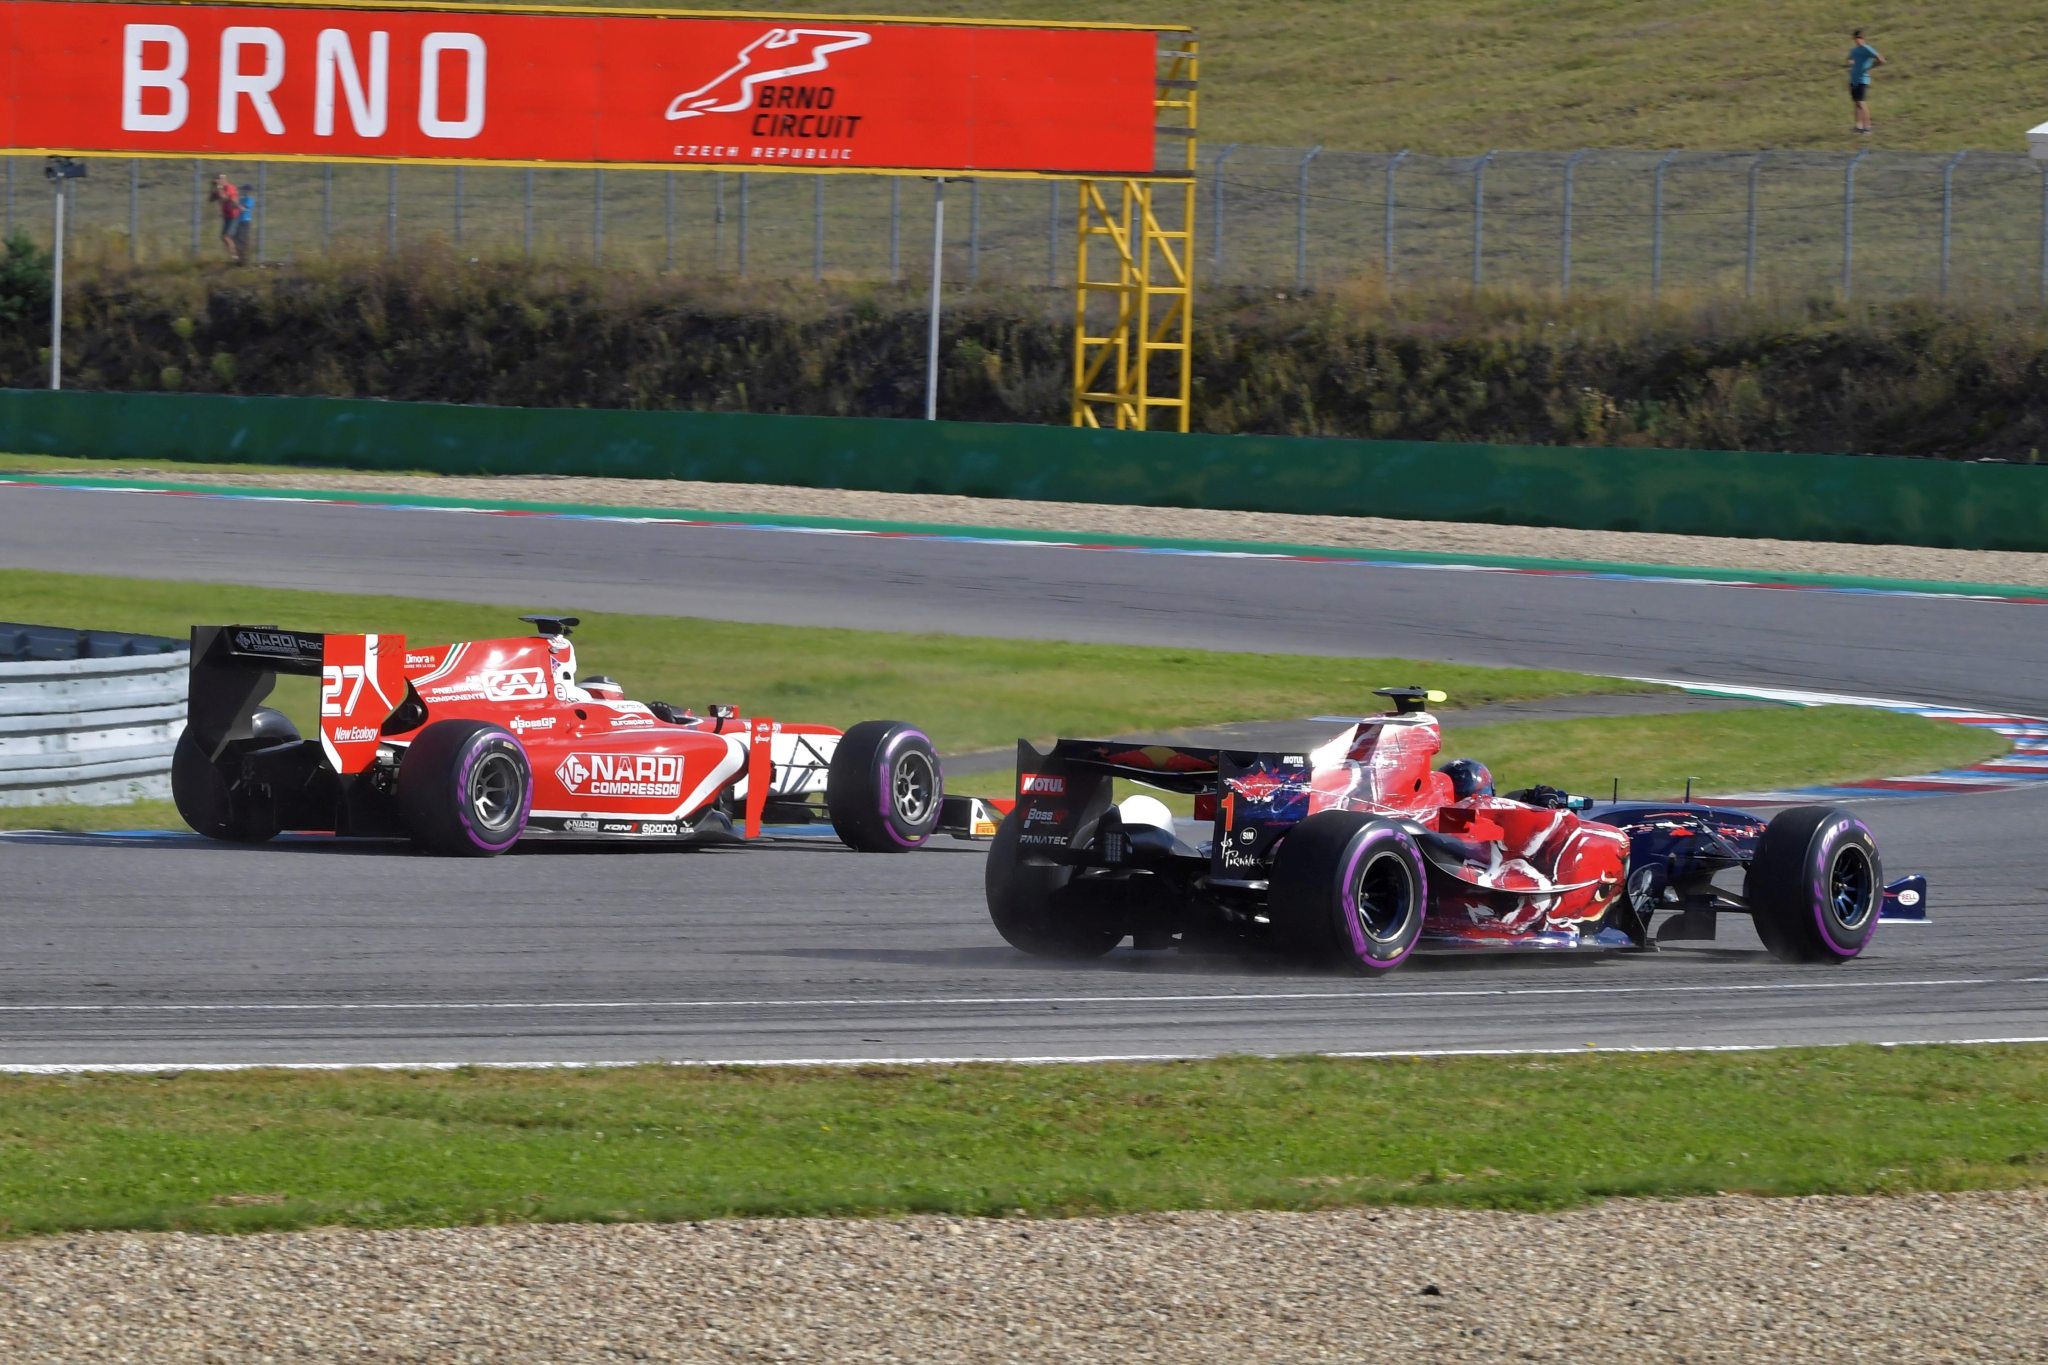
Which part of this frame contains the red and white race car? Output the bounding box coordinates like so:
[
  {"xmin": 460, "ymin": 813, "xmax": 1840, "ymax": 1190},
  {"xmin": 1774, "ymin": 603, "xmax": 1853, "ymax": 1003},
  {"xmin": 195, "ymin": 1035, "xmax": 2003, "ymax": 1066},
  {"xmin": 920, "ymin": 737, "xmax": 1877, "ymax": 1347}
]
[{"xmin": 173, "ymin": 616, "xmax": 995, "ymax": 855}]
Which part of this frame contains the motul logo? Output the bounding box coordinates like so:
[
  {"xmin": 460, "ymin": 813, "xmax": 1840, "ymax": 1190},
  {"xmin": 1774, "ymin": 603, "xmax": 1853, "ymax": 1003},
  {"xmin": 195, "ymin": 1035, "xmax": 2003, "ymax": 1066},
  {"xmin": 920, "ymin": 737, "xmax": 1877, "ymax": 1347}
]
[{"xmin": 1020, "ymin": 774, "xmax": 1065, "ymax": 795}]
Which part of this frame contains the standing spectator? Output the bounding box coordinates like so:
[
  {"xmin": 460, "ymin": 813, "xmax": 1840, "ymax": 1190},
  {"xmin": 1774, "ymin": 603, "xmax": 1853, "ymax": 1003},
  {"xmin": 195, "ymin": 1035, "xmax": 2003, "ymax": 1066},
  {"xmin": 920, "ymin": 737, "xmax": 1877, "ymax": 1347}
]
[
  {"xmin": 1846, "ymin": 28, "xmax": 1885, "ymax": 135},
  {"xmin": 206, "ymin": 173, "xmax": 241, "ymax": 262},
  {"xmin": 233, "ymin": 183, "xmax": 256, "ymax": 265}
]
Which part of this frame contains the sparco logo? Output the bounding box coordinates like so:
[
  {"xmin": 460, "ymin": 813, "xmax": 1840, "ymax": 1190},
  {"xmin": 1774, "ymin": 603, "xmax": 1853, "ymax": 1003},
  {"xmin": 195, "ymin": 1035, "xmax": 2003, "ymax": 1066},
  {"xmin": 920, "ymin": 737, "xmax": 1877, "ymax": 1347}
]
[
  {"xmin": 554, "ymin": 752, "xmax": 686, "ymax": 799},
  {"xmin": 233, "ymin": 629, "xmax": 305, "ymax": 656}
]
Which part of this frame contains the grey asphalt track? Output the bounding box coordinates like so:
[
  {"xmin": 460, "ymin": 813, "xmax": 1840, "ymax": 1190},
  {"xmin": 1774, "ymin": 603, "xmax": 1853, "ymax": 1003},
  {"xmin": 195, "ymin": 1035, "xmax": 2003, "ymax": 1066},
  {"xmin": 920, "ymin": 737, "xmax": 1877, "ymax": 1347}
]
[{"xmin": 1, "ymin": 483, "xmax": 2045, "ymax": 1066}]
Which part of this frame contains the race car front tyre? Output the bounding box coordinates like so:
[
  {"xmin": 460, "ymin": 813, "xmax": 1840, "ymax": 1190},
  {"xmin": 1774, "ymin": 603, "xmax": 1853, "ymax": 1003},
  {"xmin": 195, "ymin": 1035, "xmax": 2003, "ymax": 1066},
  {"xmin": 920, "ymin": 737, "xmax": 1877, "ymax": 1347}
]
[
  {"xmin": 1269, "ymin": 812, "xmax": 1429, "ymax": 972},
  {"xmin": 397, "ymin": 720, "xmax": 531, "ymax": 857},
  {"xmin": 170, "ymin": 722, "xmax": 283, "ymax": 844},
  {"xmin": 984, "ymin": 809, "xmax": 1123, "ymax": 958},
  {"xmin": 826, "ymin": 720, "xmax": 943, "ymax": 852},
  {"xmin": 1745, "ymin": 805, "xmax": 1882, "ymax": 963}
]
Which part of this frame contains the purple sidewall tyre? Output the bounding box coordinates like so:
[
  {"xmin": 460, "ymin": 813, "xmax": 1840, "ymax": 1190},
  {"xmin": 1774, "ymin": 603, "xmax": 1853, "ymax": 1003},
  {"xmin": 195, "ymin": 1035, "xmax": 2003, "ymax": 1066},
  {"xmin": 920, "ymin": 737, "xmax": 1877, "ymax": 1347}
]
[
  {"xmin": 1747, "ymin": 805, "xmax": 1881, "ymax": 964},
  {"xmin": 398, "ymin": 720, "xmax": 531, "ymax": 858},
  {"xmin": 1271, "ymin": 811, "xmax": 1428, "ymax": 973},
  {"xmin": 828, "ymin": 720, "xmax": 941, "ymax": 853},
  {"xmin": 874, "ymin": 728, "xmax": 939, "ymax": 850},
  {"xmin": 1338, "ymin": 825, "xmax": 1428, "ymax": 969}
]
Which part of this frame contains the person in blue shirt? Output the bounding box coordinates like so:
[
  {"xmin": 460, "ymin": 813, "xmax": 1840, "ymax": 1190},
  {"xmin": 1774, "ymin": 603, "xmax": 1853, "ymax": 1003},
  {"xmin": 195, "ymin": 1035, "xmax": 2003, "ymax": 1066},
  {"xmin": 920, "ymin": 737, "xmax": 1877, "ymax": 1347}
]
[{"xmin": 1846, "ymin": 29, "xmax": 1885, "ymax": 135}]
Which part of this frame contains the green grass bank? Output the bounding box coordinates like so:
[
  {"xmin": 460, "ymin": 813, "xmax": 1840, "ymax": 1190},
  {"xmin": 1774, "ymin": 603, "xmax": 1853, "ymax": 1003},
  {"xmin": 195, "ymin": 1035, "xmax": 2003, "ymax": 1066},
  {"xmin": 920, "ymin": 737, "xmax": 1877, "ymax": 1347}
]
[{"xmin": 3, "ymin": 1046, "xmax": 2045, "ymax": 1237}]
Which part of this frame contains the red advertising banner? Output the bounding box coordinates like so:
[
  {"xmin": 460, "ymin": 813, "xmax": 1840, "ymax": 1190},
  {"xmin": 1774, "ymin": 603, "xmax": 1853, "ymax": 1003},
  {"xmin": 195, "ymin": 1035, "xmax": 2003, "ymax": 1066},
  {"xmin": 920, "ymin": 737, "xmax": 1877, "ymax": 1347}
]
[{"xmin": 0, "ymin": 1, "xmax": 1162, "ymax": 174}]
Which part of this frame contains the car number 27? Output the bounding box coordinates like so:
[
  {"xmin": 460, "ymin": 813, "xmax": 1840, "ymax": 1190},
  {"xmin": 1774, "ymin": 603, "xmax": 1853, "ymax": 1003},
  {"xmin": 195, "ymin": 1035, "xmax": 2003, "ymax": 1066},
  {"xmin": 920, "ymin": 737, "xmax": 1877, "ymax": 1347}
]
[{"xmin": 321, "ymin": 664, "xmax": 369, "ymax": 717}]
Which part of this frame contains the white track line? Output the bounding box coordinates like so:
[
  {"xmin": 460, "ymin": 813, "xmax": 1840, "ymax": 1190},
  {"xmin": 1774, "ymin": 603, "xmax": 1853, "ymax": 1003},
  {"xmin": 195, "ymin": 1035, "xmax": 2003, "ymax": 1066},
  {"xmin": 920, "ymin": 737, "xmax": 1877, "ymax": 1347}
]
[
  {"xmin": 0, "ymin": 976, "xmax": 2009, "ymax": 1014},
  {"xmin": 5, "ymin": 1036, "xmax": 2048, "ymax": 1075}
]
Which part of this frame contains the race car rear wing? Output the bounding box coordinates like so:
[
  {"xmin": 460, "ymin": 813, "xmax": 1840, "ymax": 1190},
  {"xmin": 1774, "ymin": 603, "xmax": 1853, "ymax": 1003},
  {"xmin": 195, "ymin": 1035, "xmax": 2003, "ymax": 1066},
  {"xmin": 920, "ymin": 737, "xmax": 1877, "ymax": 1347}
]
[
  {"xmin": 1019, "ymin": 738, "xmax": 1224, "ymax": 795},
  {"xmin": 186, "ymin": 625, "xmax": 410, "ymax": 775},
  {"xmin": 185, "ymin": 624, "xmax": 326, "ymax": 760}
]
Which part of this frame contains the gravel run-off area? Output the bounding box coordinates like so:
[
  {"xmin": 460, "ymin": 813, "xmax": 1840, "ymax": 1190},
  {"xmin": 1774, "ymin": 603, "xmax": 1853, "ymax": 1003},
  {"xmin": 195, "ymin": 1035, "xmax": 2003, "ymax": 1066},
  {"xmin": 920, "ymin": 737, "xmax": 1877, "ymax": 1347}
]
[
  {"xmin": 1, "ymin": 1191, "xmax": 2042, "ymax": 1363},
  {"xmin": 26, "ymin": 466, "xmax": 2048, "ymax": 590}
]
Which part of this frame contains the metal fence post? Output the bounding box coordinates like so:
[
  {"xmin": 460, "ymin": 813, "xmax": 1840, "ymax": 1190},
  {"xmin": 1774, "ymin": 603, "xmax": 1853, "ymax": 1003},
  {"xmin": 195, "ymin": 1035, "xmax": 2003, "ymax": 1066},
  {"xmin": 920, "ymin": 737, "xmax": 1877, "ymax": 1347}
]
[
  {"xmin": 386, "ymin": 164, "xmax": 398, "ymax": 256},
  {"xmin": 665, "ymin": 172, "xmax": 675, "ymax": 271},
  {"xmin": 128, "ymin": 159, "xmax": 139, "ymax": 263},
  {"xmin": 1939, "ymin": 150, "xmax": 1967, "ymax": 300},
  {"xmin": 1745, "ymin": 152, "xmax": 1766, "ymax": 298},
  {"xmin": 453, "ymin": 166, "xmax": 464, "ymax": 248},
  {"xmin": 191, "ymin": 160, "xmax": 202, "ymax": 258},
  {"xmin": 1560, "ymin": 149, "xmax": 1592, "ymax": 293},
  {"xmin": 1470, "ymin": 150, "xmax": 1496, "ymax": 290},
  {"xmin": 968, "ymin": 179, "xmax": 980, "ymax": 285},
  {"xmin": 714, "ymin": 173, "xmax": 726, "ymax": 272},
  {"xmin": 1210, "ymin": 142, "xmax": 1239, "ymax": 270},
  {"xmin": 523, "ymin": 169, "xmax": 534, "ymax": 260},
  {"xmin": 888, "ymin": 176, "xmax": 900, "ymax": 282},
  {"xmin": 926, "ymin": 178, "xmax": 945, "ymax": 421},
  {"xmin": 813, "ymin": 176, "xmax": 824, "ymax": 282},
  {"xmin": 321, "ymin": 163, "xmax": 333, "ymax": 254},
  {"xmin": 1650, "ymin": 150, "xmax": 1678, "ymax": 300},
  {"xmin": 256, "ymin": 162, "xmax": 268, "ymax": 263},
  {"xmin": 1047, "ymin": 179, "xmax": 1059, "ymax": 287},
  {"xmin": 593, "ymin": 169, "xmax": 604, "ymax": 266},
  {"xmin": 1842, "ymin": 147, "xmax": 1870, "ymax": 298},
  {"xmin": 4, "ymin": 157, "xmax": 12, "ymax": 236},
  {"xmin": 738, "ymin": 172, "xmax": 749, "ymax": 278},
  {"xmin": 1383, "ymin": 149, "xmax": 1409, "ymax": 287},
  {"xmin": 2041, "ymin": 164, "xmax": 2048, "ymax": 307},
  {"xmin": 1294, "ymin": 144, "xmax": 1323, "ymax": 291}
]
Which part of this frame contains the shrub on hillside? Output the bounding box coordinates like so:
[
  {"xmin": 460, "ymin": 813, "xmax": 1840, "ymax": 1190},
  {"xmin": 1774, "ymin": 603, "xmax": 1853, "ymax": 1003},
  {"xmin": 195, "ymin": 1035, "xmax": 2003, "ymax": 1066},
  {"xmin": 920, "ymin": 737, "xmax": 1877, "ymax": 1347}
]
[{"xmin": 3, "ymin": 252, "xmax": 2047, "ymax": 460}]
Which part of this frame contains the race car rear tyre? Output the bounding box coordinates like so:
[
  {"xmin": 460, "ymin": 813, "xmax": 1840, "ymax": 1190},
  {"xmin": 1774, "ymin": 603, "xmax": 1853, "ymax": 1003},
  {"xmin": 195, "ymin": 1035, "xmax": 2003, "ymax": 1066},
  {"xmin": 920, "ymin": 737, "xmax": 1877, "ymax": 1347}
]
[
  {"xmin": 397, "ymin": 720, "xmax": 531, "ymax": 857},
  {"xmin": 1270, "ymin": 812, "xmax": 1429, "ymax": 972},
  {"xmin": 826, "ymin": 721, "xmax": 943, "ymax": 852},
  {"xmin": 170, "ymin": 722, "xmax": 283, "ymax": 844},
  {"xmin": 984, "ymin": 809, "xmax": 1123, "ymax": 959},
  {"xmin": 1745, "ymin": 805, "xmax": 1882, "ymax": 963}
]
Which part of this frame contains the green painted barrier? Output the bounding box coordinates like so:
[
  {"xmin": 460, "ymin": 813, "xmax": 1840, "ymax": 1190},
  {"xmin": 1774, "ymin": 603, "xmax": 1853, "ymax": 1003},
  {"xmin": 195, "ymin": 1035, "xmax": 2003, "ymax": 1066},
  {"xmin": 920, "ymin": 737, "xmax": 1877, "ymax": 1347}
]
[{"xmin": 3, "ymin": 388, "xmax": 2046, "ymax": 551}]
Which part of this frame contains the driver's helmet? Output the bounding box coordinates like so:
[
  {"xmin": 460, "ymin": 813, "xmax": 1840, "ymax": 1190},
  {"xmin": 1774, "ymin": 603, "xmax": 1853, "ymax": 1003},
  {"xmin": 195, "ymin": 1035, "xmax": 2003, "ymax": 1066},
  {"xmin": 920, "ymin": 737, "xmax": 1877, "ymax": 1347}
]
[
  {"xmin": 582, "ymin": 674, "xmax": 625, "ymax": 702},
  {"xmin": 1439, "ymin": 758, "xmax": 1494, "ymax": 800},
  {"xmin": 548, "ymin": 636, "xmax": 585, "ymax": 701}
]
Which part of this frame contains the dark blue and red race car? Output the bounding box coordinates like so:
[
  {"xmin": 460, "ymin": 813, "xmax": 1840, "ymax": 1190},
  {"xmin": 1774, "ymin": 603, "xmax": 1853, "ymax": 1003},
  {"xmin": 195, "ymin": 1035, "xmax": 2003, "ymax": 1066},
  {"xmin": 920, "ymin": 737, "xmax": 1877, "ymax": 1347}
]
[{"xmin": 985, "ymin": 688, "xmax": 1927, "ymax": 970}]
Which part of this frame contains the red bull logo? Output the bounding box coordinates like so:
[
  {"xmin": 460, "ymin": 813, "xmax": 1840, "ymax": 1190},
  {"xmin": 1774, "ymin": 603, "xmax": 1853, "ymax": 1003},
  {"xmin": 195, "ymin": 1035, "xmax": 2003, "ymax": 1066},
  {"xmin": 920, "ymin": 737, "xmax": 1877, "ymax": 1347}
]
[{"xmin": 1227, "ymin": 770, "xmax": 1290, "ymax": 804}]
